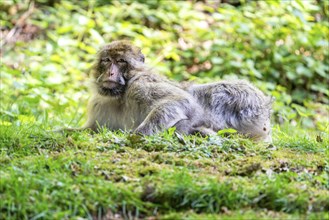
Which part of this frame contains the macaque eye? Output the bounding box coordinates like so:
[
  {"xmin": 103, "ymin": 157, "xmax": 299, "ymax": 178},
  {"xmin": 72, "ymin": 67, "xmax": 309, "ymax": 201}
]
[
  {"xmin": 117, "ymin": 59, "xmax": 126, "ymax": 63},
  {"xmin": 101, "ymin": 58, "xmax": 111, "ymax": 63}
]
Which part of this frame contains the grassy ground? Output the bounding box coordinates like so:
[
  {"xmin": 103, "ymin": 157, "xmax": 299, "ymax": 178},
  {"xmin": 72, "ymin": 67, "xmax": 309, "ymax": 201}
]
[{"xmin": 0, "ymin": 123, "xmax": 328, "ymax": 219}]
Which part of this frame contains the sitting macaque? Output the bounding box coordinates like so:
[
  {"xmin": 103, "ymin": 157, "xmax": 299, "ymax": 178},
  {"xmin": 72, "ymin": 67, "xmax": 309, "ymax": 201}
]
[{"xmin": 78, "ymin": 40, "xmax": 214, "ymax": 135}]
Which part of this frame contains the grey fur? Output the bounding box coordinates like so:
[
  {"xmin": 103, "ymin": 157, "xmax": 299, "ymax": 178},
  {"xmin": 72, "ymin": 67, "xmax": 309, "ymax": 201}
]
[
  {"xmin": 69, "ymin": 41, "xmax": 272, "ymax": 141},
  {"xmin": 183, "ymin": 80, "xmax": 273, "ymax": 141}
]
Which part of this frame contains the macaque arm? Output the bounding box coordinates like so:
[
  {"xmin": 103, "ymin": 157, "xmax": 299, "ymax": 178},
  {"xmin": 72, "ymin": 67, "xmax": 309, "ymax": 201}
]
[
  {"xmin": 134, "ymin": 100, "xmax": 188, "ymax": 135},
  {"xmin": 54, "ymin": 110, "xmax": 98, "ymax": 133},
  {"xmin": 53, "ymin": 123, "xmax": 96, "ymax": 133}
]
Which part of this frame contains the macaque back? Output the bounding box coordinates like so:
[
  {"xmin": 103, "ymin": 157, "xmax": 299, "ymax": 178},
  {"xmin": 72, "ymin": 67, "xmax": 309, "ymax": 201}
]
[{"xmin": 185, "ymin": 80, "xmax": 272, "ymax": 141}]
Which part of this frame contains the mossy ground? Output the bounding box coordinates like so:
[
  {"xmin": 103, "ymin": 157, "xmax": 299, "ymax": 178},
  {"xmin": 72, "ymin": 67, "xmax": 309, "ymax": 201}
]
[{"xmin": 0, "ymin": 123, "xmax": 328, "ymax": 219}]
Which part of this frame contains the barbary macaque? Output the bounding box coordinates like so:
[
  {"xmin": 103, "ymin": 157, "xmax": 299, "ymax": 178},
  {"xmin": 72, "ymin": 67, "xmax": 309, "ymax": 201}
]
[
  {"xmin": 79, "ymin": 40, "xmax": 214, "ymax": 135},
  {"xmin": 182, "ymin": 81, "xmax": 273, "ymax": 142},
  {"xmin": 66, "ymin": 40, "xmax": 272, "ymax": 141}
]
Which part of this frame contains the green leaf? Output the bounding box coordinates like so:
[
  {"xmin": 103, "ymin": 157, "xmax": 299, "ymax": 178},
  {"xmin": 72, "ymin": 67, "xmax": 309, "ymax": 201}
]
[{"xmin": 217, "ymin": 128, "xmax": 237, "ymax": 135}]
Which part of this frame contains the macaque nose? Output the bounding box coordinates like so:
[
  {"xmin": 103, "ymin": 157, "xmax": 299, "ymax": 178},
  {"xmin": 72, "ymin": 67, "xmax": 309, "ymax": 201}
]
[{"xmin": 109, "ymin": 64, "xmax": 118, "ymax": 77}]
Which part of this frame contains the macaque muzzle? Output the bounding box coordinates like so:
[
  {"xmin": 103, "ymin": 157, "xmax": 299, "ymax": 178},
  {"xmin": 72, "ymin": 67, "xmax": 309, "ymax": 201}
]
[{"xmin": 102, "ymin": 80, "xmax": 123, "ymax": 89}]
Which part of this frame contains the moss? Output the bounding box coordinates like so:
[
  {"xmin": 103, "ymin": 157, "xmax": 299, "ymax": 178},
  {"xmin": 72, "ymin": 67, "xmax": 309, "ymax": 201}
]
[{"xmin": 1, "ymin": 123, "xmax": 328, "ymax": 218}]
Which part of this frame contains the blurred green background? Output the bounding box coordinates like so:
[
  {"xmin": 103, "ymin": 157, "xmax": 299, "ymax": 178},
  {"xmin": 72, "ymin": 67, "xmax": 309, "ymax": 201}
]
[{"xmin": 1, "ymin": 0, "xmax": 328, "ymax": 131}]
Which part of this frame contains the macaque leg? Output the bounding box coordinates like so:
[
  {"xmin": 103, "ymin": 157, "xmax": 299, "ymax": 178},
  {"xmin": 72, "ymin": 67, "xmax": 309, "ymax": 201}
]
[
  {"xmin": 134, "ymin": 101, "xmax": 192, "ymax": 135},
  {"xmin": 54, "ymin": 121, "xmax": 97, "ymax": 133},
  {"xmin": 174, "ymin": 119, "xmax": 216, "ymax": 136}
]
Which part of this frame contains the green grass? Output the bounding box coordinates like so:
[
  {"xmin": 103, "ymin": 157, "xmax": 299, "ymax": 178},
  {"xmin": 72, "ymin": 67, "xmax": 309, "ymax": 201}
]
[{"xmin": 0, "ymin": 123, "xmax": 328, "ymax": 219}]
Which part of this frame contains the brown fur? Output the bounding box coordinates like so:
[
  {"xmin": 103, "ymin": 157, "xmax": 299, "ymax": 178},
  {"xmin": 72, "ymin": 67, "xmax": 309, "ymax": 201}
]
[{"xmin": 82, "ymin": 41, "xmax": 213, "ymax": 135}]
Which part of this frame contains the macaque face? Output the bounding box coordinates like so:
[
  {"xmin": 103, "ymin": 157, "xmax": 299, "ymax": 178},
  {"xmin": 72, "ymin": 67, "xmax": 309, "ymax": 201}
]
[
  {"xmin": 95, "ymin": 54, "xmax": 128, "ymax": 96},
  {"xmin": 93, "ymin": 41, "xmax": 145, "ymax": 97}
]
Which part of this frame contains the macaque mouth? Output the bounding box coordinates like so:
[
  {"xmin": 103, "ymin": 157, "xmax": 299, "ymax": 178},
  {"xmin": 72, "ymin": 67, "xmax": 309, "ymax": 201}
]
[
  {"xmin": 98, "ymin": 84, "xmax": 126, "ymax": 97},
  {"xmin": 101, "ymin": 80, "xmax": 124, "ymax": 89}
]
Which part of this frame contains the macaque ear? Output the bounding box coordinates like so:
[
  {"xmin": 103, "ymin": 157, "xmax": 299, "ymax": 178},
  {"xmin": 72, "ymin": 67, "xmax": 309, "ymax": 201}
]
[
  {"xmin": 140, "ymin": 53, "xmax": 145, "ymax": 63},
  {"xmin": 130, "ymin": 50, "xmax": 144, "ymax": 66},
  {"xmin": 135, "ymin": 47, "xmax": 145, "ymax": 63}
]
